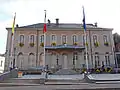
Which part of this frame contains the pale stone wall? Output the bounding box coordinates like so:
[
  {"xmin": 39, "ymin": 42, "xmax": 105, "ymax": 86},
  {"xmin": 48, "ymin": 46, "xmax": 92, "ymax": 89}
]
[{"xmin": 5, "ymin": 27, "xmax": 115, "ymax": 71}]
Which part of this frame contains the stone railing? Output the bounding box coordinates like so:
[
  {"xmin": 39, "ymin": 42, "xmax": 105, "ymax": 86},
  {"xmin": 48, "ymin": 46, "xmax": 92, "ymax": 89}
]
[{"xmin": 0, "ymin": 69, "xmax": 18, "ymax": 82}]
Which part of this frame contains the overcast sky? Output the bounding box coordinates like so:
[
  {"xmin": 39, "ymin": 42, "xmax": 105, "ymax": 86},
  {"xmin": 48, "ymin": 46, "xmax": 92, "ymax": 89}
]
[{"xmin": 0, "ymin": 0, "xmax": 120, "ymax": 54}]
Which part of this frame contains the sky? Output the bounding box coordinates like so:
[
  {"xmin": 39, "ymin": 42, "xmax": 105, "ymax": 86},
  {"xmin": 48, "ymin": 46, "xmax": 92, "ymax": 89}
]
[{"xmin": 0, "ymin": 0, "xmax": 120, "ymax": 54}]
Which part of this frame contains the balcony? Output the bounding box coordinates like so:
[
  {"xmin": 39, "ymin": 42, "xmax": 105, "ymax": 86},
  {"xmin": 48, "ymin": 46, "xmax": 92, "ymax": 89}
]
[{"xmin": 45, "ymin": 44, "xmax": 85, "ymax": 50}]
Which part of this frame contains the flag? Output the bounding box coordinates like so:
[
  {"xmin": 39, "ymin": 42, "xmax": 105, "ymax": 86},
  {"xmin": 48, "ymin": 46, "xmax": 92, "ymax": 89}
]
[
  {"xmin": 43, "ymin": 10, "xmax": 47, "ymax": 33},
  {"xmin": 43, "ymin": 24, "xmax": 46, "ymax": 33},
  {"xmin": 12, "ymin": 13, "xmax": 16, "ymax": 36},
  {"xmin": 82, "ymin": 6, "xmax": 86, "ymax": 31}
]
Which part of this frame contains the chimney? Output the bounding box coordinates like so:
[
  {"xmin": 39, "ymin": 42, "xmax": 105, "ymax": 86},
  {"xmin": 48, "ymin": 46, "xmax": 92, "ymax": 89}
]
[
  {"xmin": 94, "ymin": 22, "xmax": 97, "ymax": 27},
  {"xmin": 48, "ymin": 19, "xmax": 51, "ymax": 26},
  {"xmin": 16, "ymin": 24, "xmax": 19, "ymax": 27},
  {"xmin": 56, "ymin": 18, "xmax": 59, "ymax": 25}
]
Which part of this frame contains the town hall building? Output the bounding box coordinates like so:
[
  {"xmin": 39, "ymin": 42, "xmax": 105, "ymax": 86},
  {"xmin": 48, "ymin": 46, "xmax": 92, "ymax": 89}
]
[{"xmin": 4, "ymin": 19, "xmax": 115, "ymax": 72}]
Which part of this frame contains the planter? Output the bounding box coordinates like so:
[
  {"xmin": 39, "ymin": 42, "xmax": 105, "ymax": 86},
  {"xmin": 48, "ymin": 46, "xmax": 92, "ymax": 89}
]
[
  {"xmin": 84, "ymin": 42, "xmax": 88, "ymax": 46},
  {"xmin": 40, "ymin": 43, "xmax": 44, "ymax": 47},
  {"xmin": 104, "ymin": 42, "xmax": 109, "ymax": 46},
  {"xmin": 63, "ymin": 42, "xmax": 67, "ymax": 45},
  {"xmin": 29, "ymin": 43, "xmax": 34, "ymax": 47},
  {"xmin": 51, "ymin": 42, "xmax": 56, "ymax": 46},
  {"xmin": 94, "ymin": 42, "xmax": 99, "ymax": 47},
  {"xmin": 73, "ymin": 42, "xmax": 78, "ymax": 46},
  {"xmin": 19, "ymin": 43, "xmax": 24, "ymax": 47}
]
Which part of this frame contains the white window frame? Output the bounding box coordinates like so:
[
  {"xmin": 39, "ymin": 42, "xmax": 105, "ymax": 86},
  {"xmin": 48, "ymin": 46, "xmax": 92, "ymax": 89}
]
[
  {"xmin": 29, "ymin": 34, "xmax": 35, "ymax": 43},
  {"xmin": 19, "ymin": 34, "xmax": 25, "ymax": 44},
  {"xmin": 92, "ymin": 34, "xmax": 98, "ymax": 43},
  {"xmin": 94, "ymin": 53, "xmax": 100, "ymax": 67},
  {"xmin": 103, "ymin": 34, "xmax": 108, "ymax": 43},
  {"xmin": 71, "ymin": 34, "xmax": 78, "ymax": 44},
  {"xmin": 73, "ymin": 52, "xmax": 78, "ymax": 65},
  {"xmin": 61, "ymin": 34, "xmax": 67, "ymax": 44},
  {"xmin": 82, "ymin": 34, "xmax": 88, "ymax": 45},
  {"xmin": 105, "ymin": 53, "xmax": 110, "ymax": 66},
  {"xmin": 50, "ymin": 34, "xmax": 57, "ymax": 43},
  {"xmin": 40, "ymin": 34, "xmax": 44, "ymax": 43},
  {"xmin": 0, "ymin": 61, "xmax": 3, "ymax": 67}
]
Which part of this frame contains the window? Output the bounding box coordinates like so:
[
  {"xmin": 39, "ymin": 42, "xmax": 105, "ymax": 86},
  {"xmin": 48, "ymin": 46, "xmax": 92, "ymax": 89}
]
[
  {"xmin": 73, "ymin": 35, "xmax": 77, "ymax": 44},
  {"xmin": 20, "ymin": 35, "xmax": 24, "ymax": 43},
  {"xmin": 30, "ymin": 35, "xmax": 34, "ymax": 43},
  {"xmin": 83, "ymin": 34, "xmax": 87, "ymax": 45},
  {"xmin": 105, "ymin": 53, "xmax": 110, "ymax": 66},
  {"xmin": 56, "ymin": 55, "xmax": 59, "ymax": 65},
  {"xmin": 40, "ymin": 35, "xmax": 44, "ymax": 43},
  {"xmin": 0, "ymin": 61, "xmax": 3, "ymax": 67},
  {"xmin": 94, "ymin": 52, "xmax": 100, "ymax": 67},
  {"xmin": 93, "ymin": 35, "xmax": 97, "ymax": 43},
  {"xmin": 51, "ymin": 35, "xmax": 56, "ymax": 42},
  {"xmin": 62, "ymin": 35, "xmax": 67, "ymax": 44},
  {"xmin": 103, "ymin": 35, "xmax": 108, "ymax": 43},
  {"xmin": 73, "ymin": 53, "xmax": 78, "ymax": 65},
  {"xmin": 103, "ymin": 35, "xmax": 109, "ymax": 46},
  {"xmin": 84, "ymin": 52, "xmax": 89, "ymax": 64}
]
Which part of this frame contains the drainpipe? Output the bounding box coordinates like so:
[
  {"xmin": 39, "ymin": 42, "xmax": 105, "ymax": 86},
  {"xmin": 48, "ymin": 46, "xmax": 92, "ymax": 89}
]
[
  {"xmin": 89, "ymin": 30, "xmax": 93, "ymax": 68},
  {"xmin": 36, "ymin": 29, "xmax": 39, "ymax": 68}
]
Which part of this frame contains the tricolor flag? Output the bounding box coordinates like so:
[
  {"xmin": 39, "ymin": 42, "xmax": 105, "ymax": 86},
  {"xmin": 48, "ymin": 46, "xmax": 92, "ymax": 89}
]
[
  {"xmin": 12, "ymin": 13, "xmax": 16, "ymax": 36},
  {"xmin": 82, "ymin": 6, "xmax": 86, "ymax": 31},
  {"xmin": 43, "ymin": 10, "xmax": 47, "ymax": 33}
]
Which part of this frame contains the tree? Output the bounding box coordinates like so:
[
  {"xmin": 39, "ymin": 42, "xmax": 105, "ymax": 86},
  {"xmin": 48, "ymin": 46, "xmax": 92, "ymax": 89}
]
[{"xmin": 113, "ymin": 33, "xmax": 120, "ymax": 45}]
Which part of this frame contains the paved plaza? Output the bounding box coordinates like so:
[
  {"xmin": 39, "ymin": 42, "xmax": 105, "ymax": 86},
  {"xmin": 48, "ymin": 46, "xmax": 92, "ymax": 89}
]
[{"xmin": 20, "ymin": 74, "xmax": 84, "ymax": 80}]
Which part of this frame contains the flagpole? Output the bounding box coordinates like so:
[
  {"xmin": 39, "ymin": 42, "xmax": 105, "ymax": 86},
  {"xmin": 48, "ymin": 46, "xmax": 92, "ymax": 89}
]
[
  {"xmin": 10, "ymin": 33, "xmax": 14, "ymax": 68},
  {"xmin": 84, "ymin": 30, "xmax": 89, "ymax": 71},
  {"xmin": 43, "ymin": 10, "xmax": 46, "ymax": 71},
  {"xmin": 82, "ymin": 6, "xmax": 89, "ymax": 72},
  {"xmin": 10, "ymin": 13, "xmax": 16, "ymax": 69}
]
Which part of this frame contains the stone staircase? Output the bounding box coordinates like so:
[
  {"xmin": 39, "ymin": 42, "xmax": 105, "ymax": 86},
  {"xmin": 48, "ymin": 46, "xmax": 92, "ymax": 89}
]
[{"xmin": 53, "ymin": 69, "xmax": 79, "ymax": 75}]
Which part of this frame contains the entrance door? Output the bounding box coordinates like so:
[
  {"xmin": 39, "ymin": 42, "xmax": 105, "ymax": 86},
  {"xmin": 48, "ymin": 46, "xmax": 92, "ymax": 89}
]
[
  {"xmin": 40, "ymin": 53, "xmax": 44, "ymax": 66},
  {"xmin": 63, "ymin": 54, "xmax": 68, "ymax": 69}
]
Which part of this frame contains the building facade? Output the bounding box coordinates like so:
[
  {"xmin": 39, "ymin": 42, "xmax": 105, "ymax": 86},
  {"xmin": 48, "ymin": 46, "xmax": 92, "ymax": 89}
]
[{"xmin": 4, "ymin": 19, "xmax": 115, "ymax": 71}]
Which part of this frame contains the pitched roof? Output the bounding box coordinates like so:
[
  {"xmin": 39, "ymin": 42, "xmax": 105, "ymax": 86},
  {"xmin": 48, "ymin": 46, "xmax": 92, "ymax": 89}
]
[
  {"xmin": 6, "ymin": 23, "xmax": 113, "ymax": 30},
  {"xmin": 20, "ymin": 23, "xmax": 101, "ymax": 29}
]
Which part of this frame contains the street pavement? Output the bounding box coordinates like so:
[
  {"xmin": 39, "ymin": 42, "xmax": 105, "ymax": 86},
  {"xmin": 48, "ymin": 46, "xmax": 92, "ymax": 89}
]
[{"xmin": 0, "ymin": 83, "xmax": 120, "ymax": 90}]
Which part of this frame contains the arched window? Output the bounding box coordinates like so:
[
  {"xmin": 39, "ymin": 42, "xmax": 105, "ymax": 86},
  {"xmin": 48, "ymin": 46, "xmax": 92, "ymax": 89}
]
[
  {"xmin": 103, "ymin": 35, "xmax": 108, "ymax": 43},
  {"xmin": 28, "ymin": 53, "xmax": 35, "ymax": 67},
  {"xmin": 20, "ymin": 35, "xmax": 24, "ymax": 43},
  {"xmin": 51, "ymin": 53, "xmax": 56, "ymax": 68},
  {"xmin": 73, "ymin": 35, "xmax": 77, "ymax": 44},
  {"xmin": 94, "ymin": 52, "xmax": 100, "ymax": 67},
  {"xmin": 17, "ymin": 52, "xmax": 24, "ymax": 69},
  {"xmin": 51, "ymin": 35, "xmax": 56, "ymax": 42},
  {"xmin": 83, "ymin": 34, "xmax": 88, "ymax": 46},
  {"xmin": 30, "ymin": 35, "xmax": 34, "ymax": 43},
  {"xmin": 93, "ymin": 35, "xmax": 97, "ymax": 43},
  {"xmin": 39, "ymin": 53, "xmax": 44, "ymax": 66},
  {"xmin": 73, "ymin": 52, "xmax": 78, "ymax": 66},
  {"xmin": 40, "ymin": 35, "xmax": 44, "ymax": 43},
  {"xmin": 105, "ymin": 52, "xmax": 110, "ymax": 66},
  {"xmin": 62, "ymin": 35, "xmax": 67, "ymax": 44}
]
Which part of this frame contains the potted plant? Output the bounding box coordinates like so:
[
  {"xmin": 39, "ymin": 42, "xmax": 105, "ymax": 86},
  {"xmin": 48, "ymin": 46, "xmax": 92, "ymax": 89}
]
[
  {"xmin": 73, "ymin": 42, "xmax": 78, "ymax": 46},
  {"xmin": 63, "ymin": 42, "xmax": 67, "ymax": 45},
  {"xmin": 94, "ymin": 42, "xmax": 99, "ymax": 47},
  {"xmin": 29, "ymin": 43, "xmax": 34, "ymax": 47},
  {"xmin": 40, "ymin": 42, "xmax": 44, "ymax": 47},
  {"xmin": 104, "ymin": 42, "xmax": 109, "ymax": 46},
  {"xmin": 19, "ymin": 43, "xmax": 24, "ymax": 47},
  {"xmin": 51, "ymin": 42, "xmax": 56, "ymax": 46}
]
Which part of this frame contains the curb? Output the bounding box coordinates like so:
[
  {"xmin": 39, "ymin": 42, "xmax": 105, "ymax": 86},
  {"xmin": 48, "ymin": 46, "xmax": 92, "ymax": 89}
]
[{"xmin": 0, "ymin": 83, "xmax": 41, "ymax": 87}]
